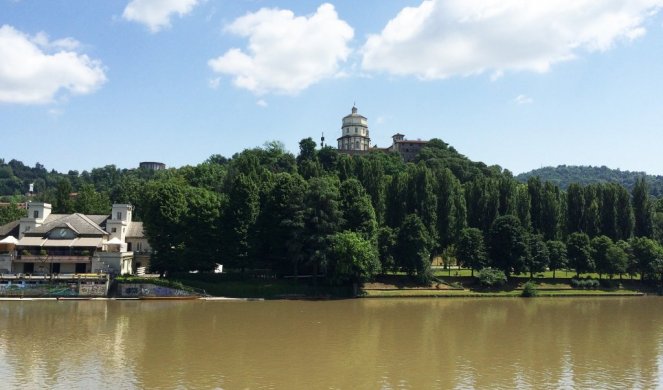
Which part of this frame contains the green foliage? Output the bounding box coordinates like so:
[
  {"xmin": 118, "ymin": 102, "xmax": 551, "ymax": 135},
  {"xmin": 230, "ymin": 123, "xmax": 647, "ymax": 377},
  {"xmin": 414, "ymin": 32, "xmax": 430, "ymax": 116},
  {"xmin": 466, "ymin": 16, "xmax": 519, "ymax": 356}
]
[
  {"xmin": 570, "ymin": 278, "xmax": 600, "ymax": 289},
  {"xmin": 567, "ymin": 232, "xmax": 594, "ymax": 276},
  {"xmin": 477, "ymin": 267, "xmax": 507, "ymax": 288},
  {"xmin": 489, "ymin": 215, "xmax": 527, "ymax": 277},
  {"xmin": 546, "ymin": 240, "xmax": 568, "ymax": 278},
  {"xmin": 521, "ymin": 281, "xmax": 539, "ymax": 297},
  {"xmin": 526, "ymin": 234, "xmax": 549, "ymax": 278},
  {"xmin": 396, "ymin": 214, "xmax": 433, "ymax": 285},
  {"xmin": 0, "ymin": 202, "xmax": 25, "ymax": 226},
  {"xmin": 516, "ymin": 165, "xmax": 663, "ymax": 197},
  {"xmin": 456, "ymin": 227, "xmax": 487, "ymax": 274},
  {"xmin": 327, "ymin": 231, "xmax": 381, "ymax": 285}
]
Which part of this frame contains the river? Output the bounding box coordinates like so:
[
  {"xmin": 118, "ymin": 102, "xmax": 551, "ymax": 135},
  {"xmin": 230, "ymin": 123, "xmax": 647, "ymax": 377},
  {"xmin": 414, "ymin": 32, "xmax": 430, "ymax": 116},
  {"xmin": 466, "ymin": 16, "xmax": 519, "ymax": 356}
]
[{"xmin": 0, "ymin": 297, "xmax": 661, "ymax": 389}]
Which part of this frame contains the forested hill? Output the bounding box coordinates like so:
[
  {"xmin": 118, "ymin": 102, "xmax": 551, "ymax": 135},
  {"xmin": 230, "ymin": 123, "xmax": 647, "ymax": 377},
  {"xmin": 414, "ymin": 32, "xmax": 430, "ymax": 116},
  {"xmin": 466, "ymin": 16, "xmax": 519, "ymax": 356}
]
[{"xmin": 516, "ymin": 165, "xmax": 663, "ymax": 197}]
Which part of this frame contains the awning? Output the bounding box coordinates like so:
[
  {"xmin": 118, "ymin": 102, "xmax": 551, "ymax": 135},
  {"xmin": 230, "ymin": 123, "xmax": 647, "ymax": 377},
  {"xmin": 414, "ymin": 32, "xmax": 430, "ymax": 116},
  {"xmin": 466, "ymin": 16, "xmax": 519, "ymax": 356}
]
[
  {"xmin": 106, "ymin": 237, "xmax": 123, "ymax": 245},
  {"xmin": 0, "ymin": 236, "xmax": 18, "ymax": 244},
  {"xmin": 73, "ymin": 237, "xmax": 104, "ymax": 248},
  {"xmin": 43, "ymin": 239, "xmax": 76, "ymax": 247},
  {"xmin": 17, "ymin": 236, "xmax": 45, "ymax": 247}
]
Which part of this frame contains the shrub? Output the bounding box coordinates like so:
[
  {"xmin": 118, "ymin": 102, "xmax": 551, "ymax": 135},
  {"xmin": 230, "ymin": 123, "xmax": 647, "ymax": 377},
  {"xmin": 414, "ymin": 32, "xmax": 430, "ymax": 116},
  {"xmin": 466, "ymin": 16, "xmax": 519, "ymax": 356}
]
[
  {"xmin": 521, "ymin": 281, "xmax": 539, "ymax": 297},
  {"xmin": 570, "ymin": 278, "xmax": 600, "ymax": 289},
  {"xmin": 477, "ymin": 267, "xmax": 507, "ymax": 288}
]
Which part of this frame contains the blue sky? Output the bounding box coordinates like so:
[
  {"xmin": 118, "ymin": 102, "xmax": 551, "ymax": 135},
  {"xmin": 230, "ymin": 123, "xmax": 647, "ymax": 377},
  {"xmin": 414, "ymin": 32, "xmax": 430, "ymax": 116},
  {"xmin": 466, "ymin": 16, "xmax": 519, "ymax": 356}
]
[{"xmin": 1, "ymin": 0, "xmax": 663, "ymax": 175}]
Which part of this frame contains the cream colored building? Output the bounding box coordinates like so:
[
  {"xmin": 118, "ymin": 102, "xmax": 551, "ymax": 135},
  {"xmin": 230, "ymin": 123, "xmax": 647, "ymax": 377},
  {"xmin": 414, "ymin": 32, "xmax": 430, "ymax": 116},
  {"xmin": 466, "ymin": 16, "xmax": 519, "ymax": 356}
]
[
  {"xmin": 0, "ymin": 202, "xmax": 151, "ymax": 275},
  {"xmin": 337, "ymin": 106, "xmax": 371, "ymax": 151}
]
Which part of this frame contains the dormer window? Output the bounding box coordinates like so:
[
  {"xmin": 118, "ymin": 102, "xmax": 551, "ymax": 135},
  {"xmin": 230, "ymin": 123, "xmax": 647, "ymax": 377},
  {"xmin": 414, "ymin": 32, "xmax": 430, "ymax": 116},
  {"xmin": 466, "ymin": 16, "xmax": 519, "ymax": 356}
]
[
  {"xmin": 48, "ymin": 228, "xmax": 76, "ymax": 239},
  {"xmin": 33, "ymin": 210, "xmax": 39, "ymax": 218}
]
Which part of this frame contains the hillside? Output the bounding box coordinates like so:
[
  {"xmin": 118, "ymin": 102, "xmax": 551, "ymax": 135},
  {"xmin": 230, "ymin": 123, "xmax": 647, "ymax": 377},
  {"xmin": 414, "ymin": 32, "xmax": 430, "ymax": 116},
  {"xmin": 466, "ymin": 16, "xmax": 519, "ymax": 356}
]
[{"xmin": 516, "ymin": 165, "xmax": 663, "ymax": 197}]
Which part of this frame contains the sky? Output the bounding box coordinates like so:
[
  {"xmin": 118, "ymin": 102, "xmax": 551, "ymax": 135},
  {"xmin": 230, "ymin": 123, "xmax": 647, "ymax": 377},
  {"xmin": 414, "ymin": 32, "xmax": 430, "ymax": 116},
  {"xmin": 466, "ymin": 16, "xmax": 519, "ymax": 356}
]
[{"xmin": 1, "ymin": 0, "xmax": 663, "ymax": 175}]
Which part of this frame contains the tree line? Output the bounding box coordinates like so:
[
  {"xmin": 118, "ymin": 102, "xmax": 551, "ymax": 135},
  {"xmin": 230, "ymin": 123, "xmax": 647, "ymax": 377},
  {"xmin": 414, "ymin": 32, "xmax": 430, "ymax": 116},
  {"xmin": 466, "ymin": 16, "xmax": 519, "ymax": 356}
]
[{"xmin": 2, "ymin": 139, "xmax": 663, "ymax": 285}]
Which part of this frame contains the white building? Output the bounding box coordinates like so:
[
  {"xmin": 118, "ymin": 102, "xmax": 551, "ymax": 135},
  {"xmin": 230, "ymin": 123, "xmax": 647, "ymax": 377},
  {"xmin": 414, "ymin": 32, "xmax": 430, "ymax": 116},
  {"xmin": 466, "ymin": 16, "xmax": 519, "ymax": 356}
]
[
  {"xmin": 337, "ymin": 106, "xmax": 371, "ymax": 151},
  {"xmin": 0, "ymin": 202, "xmax": 151, "ymax": 275}
]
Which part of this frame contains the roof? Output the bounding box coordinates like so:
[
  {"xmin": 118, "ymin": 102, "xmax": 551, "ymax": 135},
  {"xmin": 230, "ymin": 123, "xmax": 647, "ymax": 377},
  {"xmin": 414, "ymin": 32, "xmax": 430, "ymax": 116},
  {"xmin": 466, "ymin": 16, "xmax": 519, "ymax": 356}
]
[
  {"xmin": 395, "ymin": 139, "xmax": 429, "ymax": 144},
  {"xmin": 0, "ymin": 221, "xmax": 20, "ymax": 238},
  {"xmin": 126, "ymin": 222, "xmax": 144, "ymax": 238},
  {"xmin": 27, "ymin": 213, "xmax": 109, "ymax": 236}
]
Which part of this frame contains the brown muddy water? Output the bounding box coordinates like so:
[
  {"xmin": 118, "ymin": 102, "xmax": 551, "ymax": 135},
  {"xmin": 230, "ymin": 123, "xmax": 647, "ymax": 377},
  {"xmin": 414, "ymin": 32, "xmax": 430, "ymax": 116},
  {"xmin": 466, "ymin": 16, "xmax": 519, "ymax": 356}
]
[{"xmin": 0, "ymin": 297, "xmax": 661, "ymax": 389}]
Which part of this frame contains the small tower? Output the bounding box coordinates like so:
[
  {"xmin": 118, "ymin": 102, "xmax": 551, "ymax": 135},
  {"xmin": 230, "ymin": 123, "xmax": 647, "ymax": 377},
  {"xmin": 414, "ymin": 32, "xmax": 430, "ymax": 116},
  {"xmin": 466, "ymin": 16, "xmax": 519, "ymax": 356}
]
[{"xmin": 337, "ymin": 105, "xmax": 370, "ymax": 151}]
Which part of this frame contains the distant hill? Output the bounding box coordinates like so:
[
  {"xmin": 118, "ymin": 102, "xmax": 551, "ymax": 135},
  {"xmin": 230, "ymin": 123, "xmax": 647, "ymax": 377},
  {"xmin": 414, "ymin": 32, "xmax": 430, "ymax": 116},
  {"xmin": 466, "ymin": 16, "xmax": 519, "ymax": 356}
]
[{"xmin": 516, "ymin": 165, "xmax": 663, "ymax": 197}]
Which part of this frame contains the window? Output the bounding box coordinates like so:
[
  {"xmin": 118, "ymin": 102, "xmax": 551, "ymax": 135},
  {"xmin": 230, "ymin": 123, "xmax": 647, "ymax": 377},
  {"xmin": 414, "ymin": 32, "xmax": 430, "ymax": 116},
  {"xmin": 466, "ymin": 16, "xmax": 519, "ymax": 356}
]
[
  {"xmin": 33, "ymin": 210, "xmax": 39, "ymax": 218},
  {"xmin": 354, "ymin": 128, "xmax": 357, "ymax": 134},
  {"xmin": 116, "ymin": 212, "xmax": 122, "ymax": 220},
  {"xmin": 112, "ymin": 228, "xmax": 117, "ymax": 233}
]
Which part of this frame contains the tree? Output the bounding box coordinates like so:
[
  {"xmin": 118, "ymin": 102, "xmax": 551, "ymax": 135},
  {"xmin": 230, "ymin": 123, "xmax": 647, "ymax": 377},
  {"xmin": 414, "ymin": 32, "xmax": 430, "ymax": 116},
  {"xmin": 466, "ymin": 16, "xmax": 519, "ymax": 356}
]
[
  {"xmin": 546, "ymin": 240, "xmax": 568, "ymax": 279},
  {"xmin": 456, "ymin": 227, "xmax": 487, "ymax": 276},
  {"xmin": 567, "ymin": 232, "xmax": 594, "ymax": 277},
  {"xmin": 327, "ymin": 231, "xmax": 381, "ymax": 285},
  {"xmin": 396, "ymin": 214, "xmax": 433, "ymax": 284},
  {"xmin": 628, "ymin": 237, "xmax": 663, "ymax": 280},
  {"xmin": 488, "ymin": 215, "xmax": 527, "ymax": 277},
  {"xmin": 605, "ymin": 244, "xmax": 628, "ymax": 279},
  {"xmin": 340, "ymin": 179, "xmax": 377, "ymax": 242},
  {"xmin": 74, "ymin": 184, "xmax": 110, "ymax": 215},
  {"xmin": 377, "ymin": 226, "xmax": 397, "ymax": 273},
  {"xmin": 0, "ymin": 202, "xmax": 25, "ymax": 226},
  {"xmin": 590, "ymin": 235, "xmax": 614, "ymax": 278},
  {"xmin": 222, "ymin": 174, "xmax": 260, "ymax": 272},
  {"xmin": 53, "ymin": 178, "xmax": 73, "ymax": 213},
  {"xmin": 140, "ymin": 179, "xmax": 189, "ymax": 274},
  {"xmin": 566, "ymin": 183, "xmax": 584, "ymax": 234},
  {"xmin": 633, "ymin": 177, "xmax": 654, "ymax": 238},
  {"xmin": 526, "ymin": 234, "xmax": 549, "ymax": 278},
  {"xmin": 303, "ymin": 176, "xmax": 343, "ymax": 279}
]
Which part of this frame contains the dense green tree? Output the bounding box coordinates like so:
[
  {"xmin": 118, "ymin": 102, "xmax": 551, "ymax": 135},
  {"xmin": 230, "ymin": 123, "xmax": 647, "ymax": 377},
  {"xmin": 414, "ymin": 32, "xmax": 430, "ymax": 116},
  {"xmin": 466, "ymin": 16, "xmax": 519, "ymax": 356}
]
[
  {"xmin": 74, "ymin": 184, "xmax": 111, "ymax": 215},
  {"xmin": 140, "ymin": 179, "xmax": 189, "ymax": 274},
  {"xmin": 488, "ymin": 215, "xmax": 527, "ymax": 277},
  {"xmin": 385, "ymin": 172, "xmax": 408, "ymax": 229},
  {"xmin": 0, "ymin": 202, "xmax": 25, "ymax": 226},
  {"xmin": 546, "ymin": 240, "xmax": 568, "ymax": 278},
  {"xmin": 396, "ymin": 214, "xmax": 433, "ymax": 284},
  {"xmin": 526, "ymin": 234, "xmax": 549, "ymax": 278},
  {"xmin": 605, "ymin": 243, "xmax": 628, "ymax": 279},
  {"xmin": 566, "ymin": 183, "xmax": 584, "ymax": 234},
  {"xmin": 628, "ymin": 237, "xmax": 663, "ymax": 280},
  {"xmin": 456, "ymin": 227, "xmax": 487, "ymax": 276},
  {"xmin": 515, "ymin": 185, "xmax": 532, "ymax": 232},
  {"xmin": 303, "ymin": 176, "xmax": 343, "ymax": 279},
  {"xmin": 327, "ymin": 231, "xmax": 381, "ymax": 285},
  {"xmin": 377, "ymin": 226, "xmax": 397, "ymax": 273},
  {"xmin": 222, "ymin": 174, "xmax": 260, "ymax": 272},
  {"xmin": 339, "ymin": 179, "xmax": 378, "ymax": 242},
  {"xmin": 633, "ymin": 177, "xmax": 654, "ymax": 238},
  {"xmin": 567, "ymin": 232, "xmax": 594, "ymax": 276},
  {"xmin": 599, "ymin": 185, "xmax": 618, "ymax": 240},
  {"xmin": 615, "ymin": 185, "xmax": 634, "ymax": 241},
  {"xmin": 53, "ymin": 178, "xmax": 74, "ymax": 214},
  {"xmin": 540, "ymin": 182, "xmax": 562, "ymax": 240},
  {"xmin": 591, "ymin": 235, "xmax": 614, "ymax": 278}
]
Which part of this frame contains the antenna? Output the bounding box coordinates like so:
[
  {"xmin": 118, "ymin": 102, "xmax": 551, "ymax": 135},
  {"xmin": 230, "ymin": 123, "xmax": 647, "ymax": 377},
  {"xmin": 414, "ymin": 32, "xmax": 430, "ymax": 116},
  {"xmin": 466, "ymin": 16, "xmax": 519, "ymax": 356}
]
[{"xmin": 320, "ymin": 132, "xmax": 325, "ymax": 148}]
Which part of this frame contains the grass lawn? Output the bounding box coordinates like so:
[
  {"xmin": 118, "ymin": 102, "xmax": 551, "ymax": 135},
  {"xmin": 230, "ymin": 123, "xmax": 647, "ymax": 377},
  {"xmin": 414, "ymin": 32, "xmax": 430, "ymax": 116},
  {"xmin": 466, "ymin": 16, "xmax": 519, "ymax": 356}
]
[{"xmin": 362, "ymin": 288, "xmax": 643, "ymax": 298}]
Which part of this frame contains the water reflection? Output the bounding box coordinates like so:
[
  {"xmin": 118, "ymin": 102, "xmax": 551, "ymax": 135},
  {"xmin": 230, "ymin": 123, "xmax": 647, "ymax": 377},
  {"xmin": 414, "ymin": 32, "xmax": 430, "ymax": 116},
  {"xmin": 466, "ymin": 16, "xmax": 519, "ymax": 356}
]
[{"xmin": 0, "ymin": 298, "xmax": 660, "ymax": 389}]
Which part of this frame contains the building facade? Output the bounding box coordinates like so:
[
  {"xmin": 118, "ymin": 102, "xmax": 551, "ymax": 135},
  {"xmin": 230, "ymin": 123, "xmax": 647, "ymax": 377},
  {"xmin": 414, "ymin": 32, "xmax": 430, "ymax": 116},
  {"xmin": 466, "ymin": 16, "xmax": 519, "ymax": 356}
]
[
  {"xmin": 336, "ymin": 106, "xmax": 429, "ymax": 162},
  {"xmin": 337, "ymin": 106, "xmax": 371, "ymax": 152},
  {"xmin": 139, "ymin": 161, "xmax": 166, "ymax": 170},
  {"xmin": 0, "ymin": 202, "xmax": 151, "ymax": 275}
]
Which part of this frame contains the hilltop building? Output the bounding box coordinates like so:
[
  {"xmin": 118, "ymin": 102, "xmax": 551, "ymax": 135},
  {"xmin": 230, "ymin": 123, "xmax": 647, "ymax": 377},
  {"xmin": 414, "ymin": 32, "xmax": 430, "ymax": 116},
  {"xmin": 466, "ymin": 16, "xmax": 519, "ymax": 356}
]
[
  {"xmin": 336, "ymin": 106, "xmax": 429, "ymax": 162},
  {"xmin": 139, "ymin": 161, "xmax": 166, "ymax": 170},
  {"xmin": 0, "ymin": 202, "xmax": 150, "ymax": 275}
]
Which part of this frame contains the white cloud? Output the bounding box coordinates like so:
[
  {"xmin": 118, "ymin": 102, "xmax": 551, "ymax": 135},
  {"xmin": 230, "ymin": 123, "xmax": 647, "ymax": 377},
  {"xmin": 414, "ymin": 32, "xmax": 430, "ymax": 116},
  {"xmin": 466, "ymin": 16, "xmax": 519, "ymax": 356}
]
[
  {"xmin": 0, "ymin": 25, "xmax": 107, "ymax": 104},
  {"xmin": 208, "ymin": 3, "xmax": 353, "ymax": 95},
  {"xmin": 514, "ymin": 94, "xmax": 533, "ymax": 104},
  {"xmin": 123, "ymin": 0, "xmax": 199, "ymax": 33},
  {"xmin": 362, "ymin": 0, "xmax": 663, "ymax": 79},
  {"xmin": 256, "ymin": 99, "xmax": 268, "ymax": 107}
]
